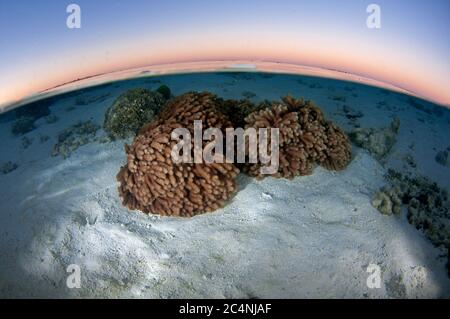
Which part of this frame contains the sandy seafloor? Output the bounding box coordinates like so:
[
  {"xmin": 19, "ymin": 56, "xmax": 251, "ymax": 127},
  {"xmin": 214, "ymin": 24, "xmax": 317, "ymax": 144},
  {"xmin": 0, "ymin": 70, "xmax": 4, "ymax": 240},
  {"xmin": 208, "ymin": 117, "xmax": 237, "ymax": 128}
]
[{"xmin": 0, "ymin": 72, "xmax": 449, "ymax": 298}]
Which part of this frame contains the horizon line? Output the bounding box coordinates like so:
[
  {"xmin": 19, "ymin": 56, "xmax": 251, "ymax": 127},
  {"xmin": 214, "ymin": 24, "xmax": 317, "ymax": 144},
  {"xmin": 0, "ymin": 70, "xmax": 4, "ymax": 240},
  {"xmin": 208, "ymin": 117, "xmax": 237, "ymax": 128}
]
[{"xmin": 1, "ymin": 59, "xmax": 448, "ymax": 113}]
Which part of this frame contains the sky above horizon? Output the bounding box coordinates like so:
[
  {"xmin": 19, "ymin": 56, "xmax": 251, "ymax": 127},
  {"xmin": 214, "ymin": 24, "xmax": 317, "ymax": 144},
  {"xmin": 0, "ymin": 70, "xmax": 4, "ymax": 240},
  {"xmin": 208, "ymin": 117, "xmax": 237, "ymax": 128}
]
[{"xmin": 0, "ymin": 0, "xmax": 449, "ymax": 106}]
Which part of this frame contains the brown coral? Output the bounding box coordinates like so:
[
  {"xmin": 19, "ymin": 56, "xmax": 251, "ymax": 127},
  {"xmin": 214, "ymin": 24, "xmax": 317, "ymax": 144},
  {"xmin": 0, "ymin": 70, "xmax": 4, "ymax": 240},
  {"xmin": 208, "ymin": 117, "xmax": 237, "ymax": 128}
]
[
  {"xmin": 156, "ymin": 92, "xmax": 232, "ymax": 130},
  {"xmin": 117, "ymin": 91, "xmax": 351, "ymax": 216},
  {"xmin": 320, "ymin": 122, "xmax": 352, "ymax": 171},
  {"xmin": 216, "ymin": 98, "xmax": 267, "ymax": 127},
  {"xmin": 243, "ymin": 103, "xmax": 319, "ymax": 179},
  {"xmin": 244, "ymin": 95, "xmax": 351, "ymax": 179},
  {"xmin": 117, "ymin": 92, "xmax": 240, "ymax": 217}
]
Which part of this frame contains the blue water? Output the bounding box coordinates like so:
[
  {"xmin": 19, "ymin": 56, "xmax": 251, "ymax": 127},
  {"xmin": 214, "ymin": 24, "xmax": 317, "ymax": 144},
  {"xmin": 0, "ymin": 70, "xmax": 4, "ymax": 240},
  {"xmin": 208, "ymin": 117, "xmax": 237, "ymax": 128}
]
[{"xmin": 0, "ymin": 72, "xmax": 449, "ymax": 298}]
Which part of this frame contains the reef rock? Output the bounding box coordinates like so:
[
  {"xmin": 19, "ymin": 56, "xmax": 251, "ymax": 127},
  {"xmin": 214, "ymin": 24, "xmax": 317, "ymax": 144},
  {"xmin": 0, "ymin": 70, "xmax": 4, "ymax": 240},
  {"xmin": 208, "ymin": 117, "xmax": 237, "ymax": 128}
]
[
  {"xmin": 11, "ymin": 116, "xmax": 36, "ymax": 135},
  {"xmin": 0, "ymin": 161, "xmax": 18, "ymax": 175},
  {"xmin": 373, "ymin": 170, "xmax": 450, "ymax": 253},
  {"xmin": 52, "ymin": 120, "xmax": 100, "ymax": 159},
  {"xmin": 15, "ymin": 98, "xmax": 52, "ymax": 120},
  {"xmin": 371, "ymin": 187, "xmax": 402, "ymax": 215},
  {"xmin": 342, "ymin": 105, "xmax": 364, "ymax": 119},
  {"xmin": 435, "ymin": 150, "xmax": 448, "ymax": 167},
  {"xmin": 350, "ymin": 117, "xmax": 400, "ymax": 160},
  {"xmin": 103, "ymin": 88, "xmax": 166, "ymax": 140}
]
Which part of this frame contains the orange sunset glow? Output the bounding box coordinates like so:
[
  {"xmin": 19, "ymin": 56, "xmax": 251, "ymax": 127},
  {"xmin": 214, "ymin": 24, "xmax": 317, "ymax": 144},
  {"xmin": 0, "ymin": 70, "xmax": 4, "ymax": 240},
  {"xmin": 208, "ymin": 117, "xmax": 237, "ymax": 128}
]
[{"xmin": 1, "ymin": 0, "xmax": 449, "ymax": 108}]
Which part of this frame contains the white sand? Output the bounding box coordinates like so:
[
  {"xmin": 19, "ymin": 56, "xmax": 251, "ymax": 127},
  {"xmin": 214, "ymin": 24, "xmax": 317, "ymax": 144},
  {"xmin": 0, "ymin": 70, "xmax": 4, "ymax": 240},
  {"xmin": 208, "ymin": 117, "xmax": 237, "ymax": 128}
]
[{"xmin": 0, "ymin": 73, "xmax": 449, "ymax": 298}]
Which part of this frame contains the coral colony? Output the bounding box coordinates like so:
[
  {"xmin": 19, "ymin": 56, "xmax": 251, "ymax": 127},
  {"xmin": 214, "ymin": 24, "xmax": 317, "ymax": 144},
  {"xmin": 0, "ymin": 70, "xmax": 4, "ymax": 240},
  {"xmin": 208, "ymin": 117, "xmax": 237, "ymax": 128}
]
[
  {"xmin": 104, "ymin": 87, "xmax": 168, "ymax": 140},
  {"xmin": 117, "ymin": 92, "xmax": 240, "ymax": 217},
  {"xmin": 115, "ymin": 91, "xmax": 352, "ymax": 217},
  {"xmin": 170, "ymin": 119, "xmax": 280, "ymax": 175}
]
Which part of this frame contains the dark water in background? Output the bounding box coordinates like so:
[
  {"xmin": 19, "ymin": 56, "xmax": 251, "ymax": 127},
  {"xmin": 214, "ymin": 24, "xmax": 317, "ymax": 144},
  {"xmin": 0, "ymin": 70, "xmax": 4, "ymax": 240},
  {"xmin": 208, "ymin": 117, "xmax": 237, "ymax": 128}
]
[
  {"xmin": 1, "ymin": 71, "xmax": 448, "ymax": 119},
  {"xmin": 1, "ymin": 71, "xmax": 447, "ymax": 119}
]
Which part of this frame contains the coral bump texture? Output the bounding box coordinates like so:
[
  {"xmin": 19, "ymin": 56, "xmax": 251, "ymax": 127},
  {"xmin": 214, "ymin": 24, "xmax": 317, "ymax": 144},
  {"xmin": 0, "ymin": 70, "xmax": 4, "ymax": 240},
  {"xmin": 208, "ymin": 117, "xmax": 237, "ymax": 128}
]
[
  {"xmin": 244, "ymin": 95, "xmax": 351, "ymax": 179},
  {"xmin": 117, "ymin": 92, "xmax": 240, "ymax": 217},
  {"xmin": 117, "ymin": 92, "xmax": 351, "ymax": 216}
]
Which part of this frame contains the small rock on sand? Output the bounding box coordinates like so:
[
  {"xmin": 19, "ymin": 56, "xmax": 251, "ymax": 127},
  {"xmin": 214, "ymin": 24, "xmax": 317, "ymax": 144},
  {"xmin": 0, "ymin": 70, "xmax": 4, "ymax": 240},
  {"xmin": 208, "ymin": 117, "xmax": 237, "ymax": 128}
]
[{"xmin": 435, "ymin": 150, "xmax": 448, "ymax": 167}]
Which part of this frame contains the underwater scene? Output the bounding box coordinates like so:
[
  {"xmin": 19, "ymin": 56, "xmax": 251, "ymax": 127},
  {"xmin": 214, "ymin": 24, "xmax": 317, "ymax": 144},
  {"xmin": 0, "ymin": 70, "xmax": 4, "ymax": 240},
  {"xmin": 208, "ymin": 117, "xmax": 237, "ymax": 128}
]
[{"xmin": 0, "ymin": 71, "xmax": 449, "ymax": 298}]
